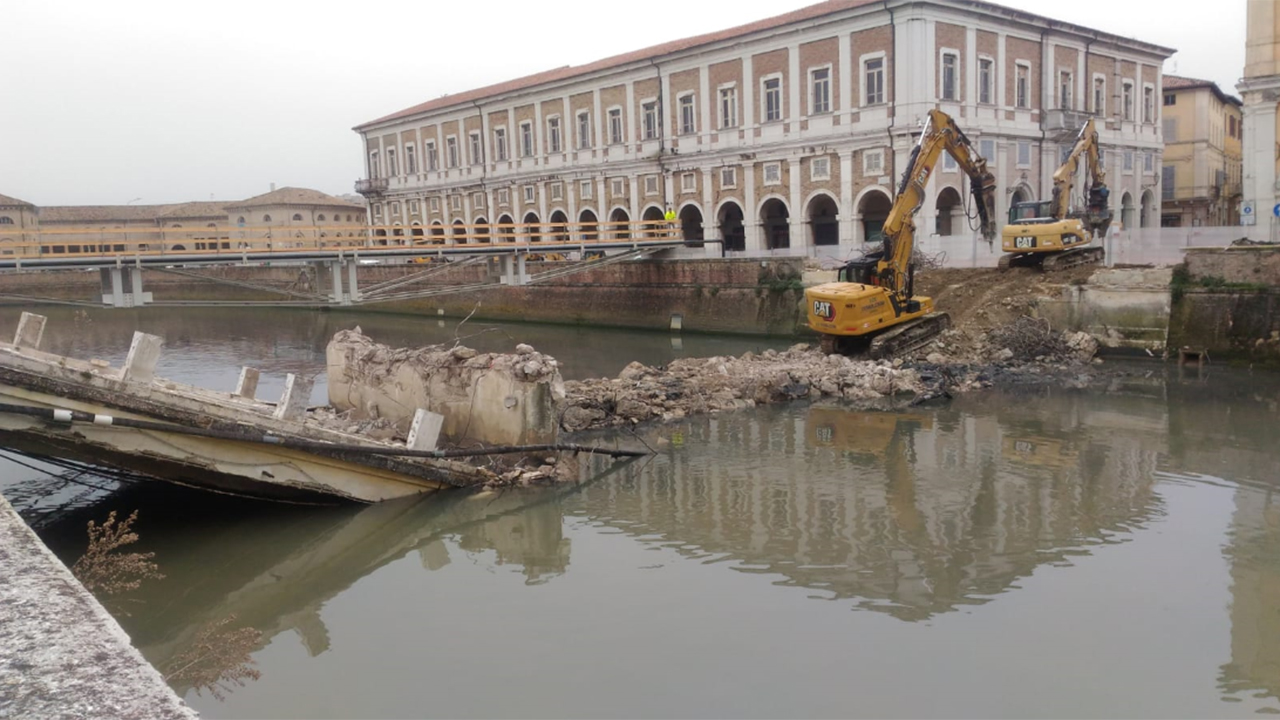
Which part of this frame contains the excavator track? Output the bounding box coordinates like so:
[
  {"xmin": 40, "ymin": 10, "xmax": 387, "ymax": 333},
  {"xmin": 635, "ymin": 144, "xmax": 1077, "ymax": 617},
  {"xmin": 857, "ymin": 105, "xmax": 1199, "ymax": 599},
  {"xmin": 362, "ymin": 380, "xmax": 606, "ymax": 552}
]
[
  {"xmin": 868, "ymin": 312, "xmax": 952, "ymax": 359},
  {"xmin": 1041, "ymin": 246, "xmax": 1104, "ymax": 272}
]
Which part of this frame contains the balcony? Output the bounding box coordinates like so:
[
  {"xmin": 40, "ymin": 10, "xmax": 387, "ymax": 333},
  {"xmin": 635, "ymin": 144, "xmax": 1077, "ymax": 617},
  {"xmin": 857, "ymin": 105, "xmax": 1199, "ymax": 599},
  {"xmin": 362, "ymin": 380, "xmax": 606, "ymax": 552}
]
[
  {"xmin": 355, "ymin": 178, "xmax": 389, "ymax": 197},
  {"xmin": 1042, "ymin": 109, "xmax": 1093, "ymax": 140}
]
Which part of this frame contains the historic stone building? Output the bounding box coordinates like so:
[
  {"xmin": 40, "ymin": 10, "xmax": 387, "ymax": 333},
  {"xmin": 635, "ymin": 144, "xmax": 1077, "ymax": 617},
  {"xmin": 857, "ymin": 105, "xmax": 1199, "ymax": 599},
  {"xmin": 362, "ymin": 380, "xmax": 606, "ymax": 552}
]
[
  {"xmin": 353, "ymin": 0, "xmax": 1172, "ymax": 257},
  {"xmin": 1160, "ymin": 76, "xmax": 1243, "ymax": 228},
  {"xmin": 1240, "ymin": 0, "xmax": 1280, "ymax": 237}
]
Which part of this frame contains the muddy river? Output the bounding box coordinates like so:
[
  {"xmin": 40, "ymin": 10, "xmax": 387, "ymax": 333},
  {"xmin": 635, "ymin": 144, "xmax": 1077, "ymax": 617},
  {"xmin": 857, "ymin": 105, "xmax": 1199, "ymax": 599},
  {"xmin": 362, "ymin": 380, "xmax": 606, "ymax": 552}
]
[{"xmin": 3, "ymin": 306, "xmax": 1280, "ymax": 719}]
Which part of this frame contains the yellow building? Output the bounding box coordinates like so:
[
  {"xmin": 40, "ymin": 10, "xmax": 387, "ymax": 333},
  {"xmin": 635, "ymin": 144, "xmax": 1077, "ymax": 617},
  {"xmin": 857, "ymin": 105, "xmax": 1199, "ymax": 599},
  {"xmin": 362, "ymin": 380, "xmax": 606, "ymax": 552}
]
[{"xmin": 1160, "ymin": 76, "xmax": 1243, "ymax": 227}]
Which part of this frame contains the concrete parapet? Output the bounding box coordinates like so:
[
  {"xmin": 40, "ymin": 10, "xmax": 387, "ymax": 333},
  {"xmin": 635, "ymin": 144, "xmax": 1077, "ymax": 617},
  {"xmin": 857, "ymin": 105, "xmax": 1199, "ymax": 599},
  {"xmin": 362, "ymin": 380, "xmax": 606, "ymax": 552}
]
[
  {"xmin": 0, "ymin": 494, "xmax": 197, "ymax": 719},
  {"xmin": 1184, "ymin": 246, "xmax": 1280, "ymax": 285},
  {"xmin": 326, "ymin": 329, "xmax": 564, "ymax": 447}
]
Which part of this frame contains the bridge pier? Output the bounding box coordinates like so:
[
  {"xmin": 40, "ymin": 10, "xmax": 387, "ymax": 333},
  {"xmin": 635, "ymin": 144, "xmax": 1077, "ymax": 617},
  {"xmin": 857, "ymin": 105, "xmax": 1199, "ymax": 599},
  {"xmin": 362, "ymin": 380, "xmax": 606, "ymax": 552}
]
[
  {"xmin": 326, "ymin": 259, "xmax": 363, "ymax": 305},
  {"xmin": 99, "ymin": 266, "xmax": 152, "ymax": 308},
  {"xmin": 499, "ymin": 253, "xmax": 529, "ymax": 286}
]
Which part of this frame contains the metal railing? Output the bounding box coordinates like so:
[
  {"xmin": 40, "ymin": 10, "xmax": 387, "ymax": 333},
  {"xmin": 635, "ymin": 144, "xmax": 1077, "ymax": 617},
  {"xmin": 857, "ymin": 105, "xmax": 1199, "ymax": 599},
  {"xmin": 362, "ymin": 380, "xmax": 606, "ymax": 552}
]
[{"xmin": 355, "ymin": 178, "xmax": 390, "ymax": 195}]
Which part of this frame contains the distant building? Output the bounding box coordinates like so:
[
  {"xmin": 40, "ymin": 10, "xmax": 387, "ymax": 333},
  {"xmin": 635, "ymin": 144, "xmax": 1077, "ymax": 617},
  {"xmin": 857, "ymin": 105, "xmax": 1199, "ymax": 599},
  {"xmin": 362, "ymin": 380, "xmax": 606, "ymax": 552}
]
[
  {"xmin": 353, "ymin": 0, "xmax": 1172, "ymax": 256},
  {"xmin": 1239, "ymin": 0, "xmax": 1280, "ymax": 234},
  {"xmin": 0, "ymin": 188, "xmax": 366, "ymax": 254},
  {"xmin": 1160, "ymin": 76, "xmax": 1243, "ymax": 227}
]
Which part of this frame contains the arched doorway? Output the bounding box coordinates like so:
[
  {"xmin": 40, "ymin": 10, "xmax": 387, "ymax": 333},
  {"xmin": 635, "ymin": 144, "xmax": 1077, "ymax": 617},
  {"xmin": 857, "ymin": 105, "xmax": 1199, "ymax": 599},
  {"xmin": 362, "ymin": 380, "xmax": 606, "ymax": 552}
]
[
  {"xmin": 1140, "ymin": 190, "xmax": 1154, "ymax": 228},
  {"xmin": 496, "ymin": 214, "xmax": 515, "ymax": 243},
  {"xmin": 579, "ymin": 209, "xmax": 599, "ymax": 241},
  {"xmin": 473, "ymin": 216, "xmax": 490, "ymax": 243},
  {"xmin": 523, "ymin": 212, "xmax": 541, "ymax": 242},
  {"xmin": 807, "ymin": 194, "xmax": 839, "ymax": 247},
  {"xmin": 609, "ymin": 208, "xmax": 631, "ymax": 239},
  {"xmin": 642, "ymin": 206, "xmax": 665, "ymax": 237},
  {"xmin": 430, "ymin": 222, "xmax": 445, "ymax": 245},
  {"xmin": 411, "ymin": 223, "xmax": 424, "ymax": 245},
  {"xmin": 679, "ymin": 205, "xmax": 704, "ymax": 246},
  {"xmin": 549, "ymin": 210, "xmax": 569, "ymax": 242},
  {"xmin": 373, "ymin": 228, "xmax": 388, "ymax": 246},
  {"xmin": 1121, "ymin": 192, "xmax": 1135, "ymax": 231},
  {"xmin": 718, "ymin": 202, "xmax": 745, "ymax": 252},
  {"xmin": 935, "ymin": 187, "xmax": 962, "ymax": 236},
  {"xmin": 760, "ymin": 198, "xmax": 790, "ymax": 250},
  {"xmin": 452, "ymin": 220, "xmax": 467, "ymax": 245},
  {"xmin": 857, "ymin": 190, "xmax": 892, "ymax": 243}
]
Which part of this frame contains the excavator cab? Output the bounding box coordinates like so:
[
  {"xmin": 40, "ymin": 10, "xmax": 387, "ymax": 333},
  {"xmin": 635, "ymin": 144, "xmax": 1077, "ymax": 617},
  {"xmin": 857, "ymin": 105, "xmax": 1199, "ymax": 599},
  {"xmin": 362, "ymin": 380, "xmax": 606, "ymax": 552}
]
[{"xmin": 1009, "ymin": 201, "xmax": 1055, "ymax": 224}]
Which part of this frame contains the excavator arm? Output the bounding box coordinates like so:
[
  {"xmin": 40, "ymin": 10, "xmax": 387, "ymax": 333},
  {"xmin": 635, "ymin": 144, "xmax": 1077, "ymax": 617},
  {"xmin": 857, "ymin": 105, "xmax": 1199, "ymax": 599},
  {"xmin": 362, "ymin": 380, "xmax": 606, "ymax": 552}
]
[
  {"xmin": 878, "ymin": 109, "xmax": 998, "ymax": 303},
  {"xmin": 1049, "ymin": 118, "xmax": 1107, "ymax": 220}
]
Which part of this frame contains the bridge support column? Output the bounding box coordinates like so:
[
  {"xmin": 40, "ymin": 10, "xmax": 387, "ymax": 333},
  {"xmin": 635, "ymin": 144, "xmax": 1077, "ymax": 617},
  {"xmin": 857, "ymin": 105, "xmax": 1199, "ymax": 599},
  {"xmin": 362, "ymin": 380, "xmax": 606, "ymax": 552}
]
[
  {"xmin": 99, "ymin": 266, "xmax": 152, "ymax": 308},
  {"xmin": 327, "ymin": 259, "xmax": 363, "ymax": 305},
  {"xmin": 499, "ymin": 254, "xmax": 529, "ymax": 286}
]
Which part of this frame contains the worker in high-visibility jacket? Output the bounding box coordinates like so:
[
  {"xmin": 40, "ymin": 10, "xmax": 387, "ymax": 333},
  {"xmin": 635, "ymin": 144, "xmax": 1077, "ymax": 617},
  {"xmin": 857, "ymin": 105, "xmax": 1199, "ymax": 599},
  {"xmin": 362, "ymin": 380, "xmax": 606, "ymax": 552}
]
[{"xmin": 664, "ymin": 207, "xmax": 677, "ymax": 238}]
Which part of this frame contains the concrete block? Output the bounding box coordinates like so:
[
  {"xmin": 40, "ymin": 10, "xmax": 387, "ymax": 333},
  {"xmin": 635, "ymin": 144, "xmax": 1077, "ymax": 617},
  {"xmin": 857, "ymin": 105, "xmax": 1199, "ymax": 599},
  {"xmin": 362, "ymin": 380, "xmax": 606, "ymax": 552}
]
[
  {"xmin": 273, "ymin": 373, "xmax": 314, "ymax": 422},
  {"xmin": 121, "ymin": 332, "xmax": 163, "ymax": 384},
  {"xmin": 235, "ymin": 367, "xmax": 260, "ymax": 400},
  {"xmin": 406, "ymin": 408, "xmax": 444, "ymax": 451},
  {"xmin": 13, "ymin": 312, "xmax": 46, "ymax": 350}
]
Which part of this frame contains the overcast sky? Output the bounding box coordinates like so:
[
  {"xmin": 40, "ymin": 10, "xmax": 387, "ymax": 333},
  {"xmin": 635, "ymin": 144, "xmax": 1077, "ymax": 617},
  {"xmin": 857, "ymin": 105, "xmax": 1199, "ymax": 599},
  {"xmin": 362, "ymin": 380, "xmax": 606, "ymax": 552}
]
[{"xmin": 0, "ymin": 0, "xmax": 1246, "ymax": 206}]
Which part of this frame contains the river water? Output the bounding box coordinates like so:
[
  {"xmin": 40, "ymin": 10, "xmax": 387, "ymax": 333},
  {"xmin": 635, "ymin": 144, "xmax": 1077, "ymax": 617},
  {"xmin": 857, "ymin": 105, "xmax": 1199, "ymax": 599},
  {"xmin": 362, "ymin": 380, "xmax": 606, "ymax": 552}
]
[{"xmin": 3, "ymin": 306, "xmax": 1280, "ymax": 719}]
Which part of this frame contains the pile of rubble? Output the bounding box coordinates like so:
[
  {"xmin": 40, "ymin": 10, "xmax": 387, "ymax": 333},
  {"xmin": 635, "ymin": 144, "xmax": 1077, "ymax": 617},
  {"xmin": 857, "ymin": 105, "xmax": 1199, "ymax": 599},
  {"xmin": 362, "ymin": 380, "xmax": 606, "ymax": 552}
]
[{"xmin": 923, "ymin": 317, "xmax": 1098, "ymax": 366}]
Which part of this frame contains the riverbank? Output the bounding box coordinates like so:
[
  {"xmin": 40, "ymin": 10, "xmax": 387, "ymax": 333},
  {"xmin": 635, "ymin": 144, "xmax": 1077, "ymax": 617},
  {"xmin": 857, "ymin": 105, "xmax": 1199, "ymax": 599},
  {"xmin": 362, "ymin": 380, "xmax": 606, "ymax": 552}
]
[{"xmin": 0, "ymin": 493, "xmax": 197, "ymax": 719}]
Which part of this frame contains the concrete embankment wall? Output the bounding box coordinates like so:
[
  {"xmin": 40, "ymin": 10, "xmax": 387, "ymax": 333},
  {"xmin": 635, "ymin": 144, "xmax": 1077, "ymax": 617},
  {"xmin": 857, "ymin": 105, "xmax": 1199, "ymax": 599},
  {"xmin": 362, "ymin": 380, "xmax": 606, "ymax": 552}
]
[
  {"xmin": 1167, "ymin": 247, "xmax": 1280, "ymax": 364},
  {"xmin": 0, "ymin": 258, "xmax": 807, "ymax": 336},
  {"xmin": 0, "ymin": 494, "xmax": 197, "ymax": 719},
  {"xmin": 1037, "ymin": 268, "xmax": 1172, "ymax": 354}
]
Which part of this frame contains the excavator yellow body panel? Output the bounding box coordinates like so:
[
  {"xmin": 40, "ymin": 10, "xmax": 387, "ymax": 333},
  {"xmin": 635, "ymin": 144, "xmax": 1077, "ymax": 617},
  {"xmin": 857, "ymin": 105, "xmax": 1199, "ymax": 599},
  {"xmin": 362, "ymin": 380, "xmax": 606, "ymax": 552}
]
[
  {"xmin": 805, "ymin": 282, "xmax": 934, "ymax": 338},
  {"xmin": 1001, "ymin": 217, "xmax": 1093, "ymax": 255}
]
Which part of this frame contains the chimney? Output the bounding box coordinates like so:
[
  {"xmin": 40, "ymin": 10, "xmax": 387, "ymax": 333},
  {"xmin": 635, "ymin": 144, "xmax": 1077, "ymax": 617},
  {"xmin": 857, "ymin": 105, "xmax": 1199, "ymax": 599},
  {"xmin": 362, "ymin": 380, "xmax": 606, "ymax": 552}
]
[{"xmin": 270, "ymin": 183, "xmax": 276, "ymax": 192}]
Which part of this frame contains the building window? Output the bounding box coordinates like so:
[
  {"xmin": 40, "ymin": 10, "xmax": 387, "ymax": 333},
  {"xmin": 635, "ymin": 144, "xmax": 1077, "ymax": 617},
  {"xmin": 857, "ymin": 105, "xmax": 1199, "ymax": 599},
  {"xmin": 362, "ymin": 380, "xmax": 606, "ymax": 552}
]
[
  {"xmin": 446, "ymin": 136, "xmax": 459, "ymax": 168},
  {"xmin": 494, "ymin": 128, "xmax": 508, "ymax": 162},
  {"xmin": 811, "ymin": 67, "xmax": 831, "ymax": 114},
  {"xmin": 1144, "ymin": 152, "xmax": 1154, "ymax": 173},
  {"xmin": 386, "ymin": 147, "xmax": 398, "ymax": 176},
  {"xmin": 577, "ymin": 111, "xmax": 591, "ymax": 149},
  {"xmin": 1229, "ymin": 115, "xmax": 1238, "ymax": 138},
  {"xmin": 719, "ymin": 86, "xmax": 738, "ymax": 128},
  {"xmin": 1143, "ymin": 86, "xmax": 1155, "ymax": 123},
  {"xmin": 550, "ymin": 183, "xmax": 564, "ymax": 201},
  {"xmin": 472, "ymin": 193, "xmax": 485, "ymax": 209},
  {"xmin": 611, "ymin": 178, "xmax": 626, "ymax": 196},
  {"xmin": 1123, "ymin": 151, "xmax": 1134, "ymax": 172},
  {"xmin": 681, "ymin": 172, "xmax": 696, "ymax": 192},
  {"xmin": 523, "ymin": 186, "xmax": 536, "ymax": 203},
  {"xmin": 608, "ymin": 108, "xmax": 623, "ymax": 144},
  {"xmin": 679, "ymin": 94, "xmax": 696, "ymax": 135},
  {"xmin": 864, "ymin": 57, "xmax": 885, "ymax": 105},
  {"xmin": 450, "ymin": 195, "xmax": 462, "ymax": 211},
  {"xmin": 763, "ymin": 162, "xmax": 782, "ymax": 185},
  {"xmin": 293, "ymin": 213, "xmax": 305, "ymax": 221},
  {"xmin": 1059, "ymin": 71, "xmax": 1072, "ymax": 110},
  {"xmin": 642, "ymin": 101, "xmax": 659, "ymax": 140},
  {"xmin": 978, "ymin": 58, "xmax": 993, "ymax": 105},
  {"xmin": 644, "ymin": 175, "xmax": 660, "ymax": 195},
  {"xmin": 547, "ymin": 116, "xmax": 562, "ymax": 153},
  {"xmin": 580, "ymin": 181, "xmax": 593, "ymax": 200},
  {"xmin": 980, "ymin": 139, "xmax": 995, "ymax": 161},
  {"xmin": 1015, "ymin": 63, "xmax": 1030, "ymax": 109},
  {"xmin": 430, "ymin": 197, "xmax": 440, "ymax": 213},
  {"xmin": 721, "ymin": 166, "xmax": 738, "ymax": 189},
  {"xmin": 941, "ymin": 52, "xmax": 958, "ymax": 101},
  {"xmin": 863, "ymin": 149, "xmax": 884, "ymax": 176},
  {"xmin": 1162, "ymin": 165, "xmax": 1176, "ymax": 200},
  {"xmin": 1017, "ymin": 141, "xmax": 1031, "ymax": 167},
  {"xmin": 1123, "ymin": 82, "xmax": 1134, "ymax": 121},
  {"xmin": 763, "ymin": 77, "xmax": 783, "ymax": 122},
  {"xmin": 1164, "ymin": 118, "xmax": 1177, "ymax": 141},
  {"xmin": 496, "ymin": 189, "xmax": 509, "ymax": 206},
  {"xmin": 406, "ymin": 145, "xmax": 417, "ymax": 174},
  {"xmin": 943, "ymin": 152, "xmax": 958, "ymax": 172},
  {"xmin": 425, "ymin": 142, "xmax": 438, "ymax": 171},
  {"xmin": 0, "ymin": 217, "xmax": 12, "ymax": 225},
  {"xmin": 810, "ymin": 157, "xmax": 830, "ymax": 181},
  {"xmin": 1164, "ymin": 93, "xmax": 1176, "ymax": 106},
  {"xmin": 1094, "ymin": 77, "xmax": 1106, "ymax": 115},
  {"xmin": 369, "ymin": 150, "xmax": 380, "ymax": 178},
  {"xmin": 469, "ymin": 132, "xmax": 483, "ymax": 165},
  {"xmin": 517, "ymin": 121, "xmax": 532, "ymax": 156}
]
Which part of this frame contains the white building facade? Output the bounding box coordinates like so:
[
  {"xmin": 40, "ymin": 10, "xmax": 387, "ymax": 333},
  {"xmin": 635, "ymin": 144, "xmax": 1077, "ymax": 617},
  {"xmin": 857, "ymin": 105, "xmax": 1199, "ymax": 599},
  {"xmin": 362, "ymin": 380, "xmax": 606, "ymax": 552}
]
[{"xmin": 353, "ymin": 0, "xmax": 1172, "ymax": 260}]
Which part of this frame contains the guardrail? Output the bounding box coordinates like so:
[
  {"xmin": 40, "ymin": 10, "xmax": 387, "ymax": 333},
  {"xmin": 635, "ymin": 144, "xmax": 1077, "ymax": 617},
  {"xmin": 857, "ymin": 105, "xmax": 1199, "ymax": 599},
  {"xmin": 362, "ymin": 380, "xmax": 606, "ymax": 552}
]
[{"xmin": 0, "ymin": 220, "xmax": 685, "ymax": 263}]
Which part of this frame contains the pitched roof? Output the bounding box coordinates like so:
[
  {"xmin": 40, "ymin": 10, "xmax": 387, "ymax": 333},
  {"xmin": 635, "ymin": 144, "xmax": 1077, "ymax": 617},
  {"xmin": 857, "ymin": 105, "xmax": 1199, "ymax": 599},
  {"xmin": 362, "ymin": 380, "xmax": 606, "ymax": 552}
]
[
  {"xmin": 224, "ymin": 187, "xmax": 363, "ymax": 210},
  {"xmin": 156, "ymin": 201, "xmax": 229, "ymax": 219},
  {"xmin": 1163, "ymin": 74, "xmax": 1242, "ymax": 105},
  {"xmin": 0, "ymin": 193, "xmax": 34, "ymax": 208},
  {"xmin": 356, "ymin": 0, "xmax": 883, "ymax": 129},
  {"xmin": 38, "ymin": 205, "xmax": 168, "ymax": 223},
  {"xmin": 356, "ymin": 0, "xmax": 1176, "ymax": 131}
]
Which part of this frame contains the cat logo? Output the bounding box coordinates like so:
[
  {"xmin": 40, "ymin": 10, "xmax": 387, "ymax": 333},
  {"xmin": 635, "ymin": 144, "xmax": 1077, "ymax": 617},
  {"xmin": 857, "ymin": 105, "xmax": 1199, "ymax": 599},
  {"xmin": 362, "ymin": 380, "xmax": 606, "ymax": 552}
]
[{"xmin": 812, "ymin": 300, "xmax": 835, "ymax": 321}]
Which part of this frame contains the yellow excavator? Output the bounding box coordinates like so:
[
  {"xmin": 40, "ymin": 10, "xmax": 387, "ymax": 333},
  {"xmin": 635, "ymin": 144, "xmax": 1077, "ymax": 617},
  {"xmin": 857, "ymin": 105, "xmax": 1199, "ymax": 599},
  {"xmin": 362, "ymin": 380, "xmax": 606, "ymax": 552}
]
[
  {"xmin": 999, "ymin": 118, "xmax": 1111, "ymax": 271},
  {"xmin": 805, "ymin": 109, "xmax": 997, "ymax": 357}
]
